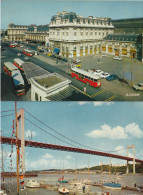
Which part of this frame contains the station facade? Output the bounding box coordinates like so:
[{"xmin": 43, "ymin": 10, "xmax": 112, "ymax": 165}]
[
  {"xmin": 26, "ymin": 25, "xmax": 49, "ymax": 45},
  {"xmin": 102, "ymin": 34, "xmax": 142, "ymax": 60},
  {"xmin": 7, "ymin": 23, "xmax": 29, "ymax": 41},
  {"xmin": 48, "ymin": 11, "xmax": 114, "ymax": 58}
]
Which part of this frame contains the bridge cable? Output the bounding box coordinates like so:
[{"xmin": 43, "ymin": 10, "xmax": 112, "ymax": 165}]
[{"xmin": 24, "ymin": 110, "xmax": 125, "ymax": 153}]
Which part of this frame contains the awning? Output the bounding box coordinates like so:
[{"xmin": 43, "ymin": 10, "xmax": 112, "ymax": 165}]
[{"xmin": 53, "ymin": 48, "xmax": 60, "ymax": 53}]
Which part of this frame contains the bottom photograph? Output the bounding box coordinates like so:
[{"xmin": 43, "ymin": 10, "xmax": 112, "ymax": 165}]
[{"xmin": 1, "ymin": 101, "xmax": 143, "ymax": 195}]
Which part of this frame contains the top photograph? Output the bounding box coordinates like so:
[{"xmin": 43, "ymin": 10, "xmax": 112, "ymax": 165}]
[{"xmin": 1, "ymin": 0, "xmax": 143, "ymax": 101}]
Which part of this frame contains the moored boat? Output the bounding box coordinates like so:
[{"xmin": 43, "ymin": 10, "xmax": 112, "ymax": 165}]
[
  {"xmin": 102, "ymin": 182, "xmax": 122, "ymax": 190},
  {"xmin": 58, "ymin": 187, "xmax": 69, "ymax": 194},
  {"xmin": 26, "ymin": 179, "xmax": 40, "ymax": 188},
  {"xmin": 58, "ymin": 176, "xmax": 68, "ymax": 183}
]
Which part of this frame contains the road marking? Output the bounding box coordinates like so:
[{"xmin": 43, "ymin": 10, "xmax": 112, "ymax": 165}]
[
  {"xmin": 91, "ymin": 90, "xmax": 105, "ymax": 98},
  {"xmin": 105, "ymin": 95, "xmax": 117, "ymax": 101},
  {"xmin": 71, "ymin": 85, "xmax": 92, "ymax": 98}
]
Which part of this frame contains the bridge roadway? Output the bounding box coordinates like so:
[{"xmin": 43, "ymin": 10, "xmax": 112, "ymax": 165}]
[{"xmin": 1, "ymin": 136, "xmax": 143, "ymax": 164}]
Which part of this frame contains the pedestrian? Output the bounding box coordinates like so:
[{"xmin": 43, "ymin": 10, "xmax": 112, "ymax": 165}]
[
  {"xmin": 84, "ymin": 87, "xmax": 86, "ymax": 93},
  {"xmin": 82, "ymin": 185, "xmax": 85, "ymax": 193}
]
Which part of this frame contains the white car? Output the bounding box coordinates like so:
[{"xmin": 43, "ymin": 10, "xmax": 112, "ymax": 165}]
[
  {"xmin": 133, "ymin": 83, "xmax": 143, "ymax": 91},
  {"xmin": 102, "ymin": 54, "xmax": 107, "ymax": 57},
  {"xmin": 99, "ymin": 72, "xmax": 110, "ymax": 78},
  {"xmin": 24, "ymin": 57, "xmax": 29, "ymax": 60},
  {"xmin": 73, "ymin": 58, "xmax": 81, "ymax": 64},
  {"xmin": 17, "ymin": 53, "xmax": 22, "ymax": 56},
  {"xmin": 114, "ymin": 56, "xmax": 123, "ymax": 60},
  {"xmin": 94, "ymin": 70, "xmax": 104, "ymax": 75}
]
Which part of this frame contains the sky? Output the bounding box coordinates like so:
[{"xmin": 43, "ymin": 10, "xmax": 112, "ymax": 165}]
[
  {"xmin": 1, "ymin": 101, "xmax": 143, "ymax": 172},
  {"xmin": 1, "ymin": 0, "xmax": 143, "ymax": 29}
]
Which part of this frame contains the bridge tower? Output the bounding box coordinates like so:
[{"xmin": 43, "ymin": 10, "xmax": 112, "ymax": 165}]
[
  {"xmin": 126, "ymin": 145, "xmax": 135, "ymax": 175},
  {"xmin": 16, "ymin": 107, "xmax": 25, "ymax": 174}
]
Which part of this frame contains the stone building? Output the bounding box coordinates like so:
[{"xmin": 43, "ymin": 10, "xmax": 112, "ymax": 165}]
[
  {"xmin": 26, "ymin": 25, "xmax": 49, "ymax": 45},
  {"xmin": 49, "ymin": 11, "xmax": 114, "ymax": 58},
  {"xmin": 7, "ymin": 23, "xmax": 29, "ymax": 41},
  {"xmin": 102, "ymin": 34, "xmax": 142, "ymax": 60}
]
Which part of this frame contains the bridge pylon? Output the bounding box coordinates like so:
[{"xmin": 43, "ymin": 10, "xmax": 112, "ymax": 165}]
[
  {"xmin": 16, "ymin": 108, "xmax": 25, "ymax": 174},
  {"xmin": 126, "ymin": 145, "xmax": 135, "ymax": 175}
]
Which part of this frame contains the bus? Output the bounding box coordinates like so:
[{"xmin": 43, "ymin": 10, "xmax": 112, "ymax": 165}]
[
  {"xmin": 4, "ymin": 62, "xmax": 18, "ymax": 77},
  {"xmin": 71, "ymin": 67, "xmax": 101, "ymax": 88},
  {"xmin": 23, "ymin": 49, "xmax": 33, "ymax": 56},
  {"xmin": 13, "ymin": 58, "xmax": 24, "ymax": 71},
  {"xmin": 12, "ymin": 70, "xmax": 25, "ymax": 96}
]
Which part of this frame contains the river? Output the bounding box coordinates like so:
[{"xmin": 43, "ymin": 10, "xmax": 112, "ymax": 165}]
[{"xmin": 3, "ymin": 173, "xmax": 143, "ymax": 195}]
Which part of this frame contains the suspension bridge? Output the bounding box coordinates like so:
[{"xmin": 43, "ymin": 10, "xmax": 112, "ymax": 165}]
[{"xmin": 1, "ymin": 105, "xmax": 143, "ymax": 176}]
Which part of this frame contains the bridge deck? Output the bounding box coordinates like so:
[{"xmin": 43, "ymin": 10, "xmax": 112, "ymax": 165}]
[{"xmin": 1, "ymin": 137, "xmax": 143, "ymax": 163}]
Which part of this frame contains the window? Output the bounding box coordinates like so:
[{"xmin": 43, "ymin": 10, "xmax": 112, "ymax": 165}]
[
  {"xmin": 66, "ymin": 32, "xmax": 68, "ymax": 36},
  {"xmin": 35, "ymin": 92, "xmax": 38, "ymax": 101},
  {"xmin": 81, "ymin": 32, "xmax": 83, "ymax": 36},
  {"xmin": 74, "ymin": 32, "xmax": 76, "ymax": 36}
]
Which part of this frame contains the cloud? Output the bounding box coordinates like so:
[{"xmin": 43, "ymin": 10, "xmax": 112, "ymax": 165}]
[
  {"xmin": 86, "ymin": 123, "xmax": 143, "ymax": 139},
  {"xmin": 25, "ymin": 130, "xmax": 37, "ymax": 138},
  {"xmin": 25, "ymin": 153, "xmax": 73, "ymax": 171},
  {"xmin": 78, "ymin": 102, "xmax": 114, "ymax": 106},
  {"xmin": 125, "ymin": 123, "xmax": 143, "ymax": 138}
]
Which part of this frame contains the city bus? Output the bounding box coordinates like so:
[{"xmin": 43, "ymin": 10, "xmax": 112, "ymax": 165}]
[
  {"xmin": 23, "ymin": 49, "xmax": 33, "ymax": 56},
  {"xmin": 12, "ymin": 70, "xmax": 25, "ymax": 96},
  {"xmin": 4, "ymin": 62, "xmax": 18, "ymax": 77},
  {"xmin": 13, "ymin": 58, "xmax": 24, "ymax": 71},
  {"xmin": 71, "ymin": 67, "xmax": 101, "ymax": 88}
]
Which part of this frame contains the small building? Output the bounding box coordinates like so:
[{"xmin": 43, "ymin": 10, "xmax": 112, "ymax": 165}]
[
  {"xmin": 102, "ymin": 33, "xmax": 142, "ymax": 60},
  {"xmin": 30, "ymin": 73, "xmax": 71, "ymax": 101}
]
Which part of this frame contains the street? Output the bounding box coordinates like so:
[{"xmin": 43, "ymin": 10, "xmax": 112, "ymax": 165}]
[{"xmin": 1, "ymin": 42, "xmax": 143, "ymax": 101}]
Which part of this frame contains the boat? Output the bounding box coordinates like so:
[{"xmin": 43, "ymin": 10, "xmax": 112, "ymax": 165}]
[
  {"xmin": 102, "ymin": 182, "xmax": 122, "ymax": 190},
  {"xmin": 26, "ymin": 179, "xmax": 40, "ymax": 188},
  {"xmin": 0, "ymin": 190, "xmax": 7, "ymax": 195},
  {"xmin": 58, "ymin": 187, "xmax": 69, "ymax": 194},
  {"xmin": 58, "ymin": 176, "xmax": 68, "ymax": 183}
]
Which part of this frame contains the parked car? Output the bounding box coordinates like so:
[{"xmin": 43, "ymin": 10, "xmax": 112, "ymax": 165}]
[
  {"xmin": 132, "ymin": 83, "xmax": 143, "ymax": 91},
  {"xmin": 73, "ymin": 58, "xmax": 81, "ymax": 64},
  {"xmin": 17, "ymin": 53, "xmax": 22, "ymax": 56},
  {"xmin": 57, "ymin": 55, "xmax": 62, "ymax": 60},
  {"xmin": 106, "ymin": 74, "xmax": 118, "ymax": 81},
  {"xmin": 113, "ymin": 56, "xmax": 123, "ymax": 60},
  {"xmin": 102, "ymin": 54, "xmax": 107, "ymax": 57},
  {"xmin": 24, "ymin": 57, "xmax": 29, "ymax": 60},
  {"xmin": 94, "ymin": 70, "xmax": 104, "ymax": 75},
  {"xmin": 99, "ymin": 72, "xmax": 110, "ymax": 78},
  {"xmin": 62, "ymin": 57, "xmax": 68, "ymax": 62}
]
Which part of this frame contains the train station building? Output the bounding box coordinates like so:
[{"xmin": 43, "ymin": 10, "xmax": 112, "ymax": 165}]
[
  {"xmin": 102, "ymin": 34, "xmax": 142, "ymax": 60},
  {"xmin": 48, "ymin": 11, "xmax": 114, "ymax": 58}
]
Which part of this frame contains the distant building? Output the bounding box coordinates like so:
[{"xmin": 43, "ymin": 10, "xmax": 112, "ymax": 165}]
[
  {"xmin": 49, "ymin": 11, "xmax": 114, "ymax": 58},
  {"xmin": 7, "ymin": 23, "xmax": 29, "ymax": 41},
  {"xmin": 26, "ymin": 25, "xmax": 49, "ymax": 45},
  {"xmin": 112, "ymin": 18, "xmax": 143, "ymax": 34}
]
